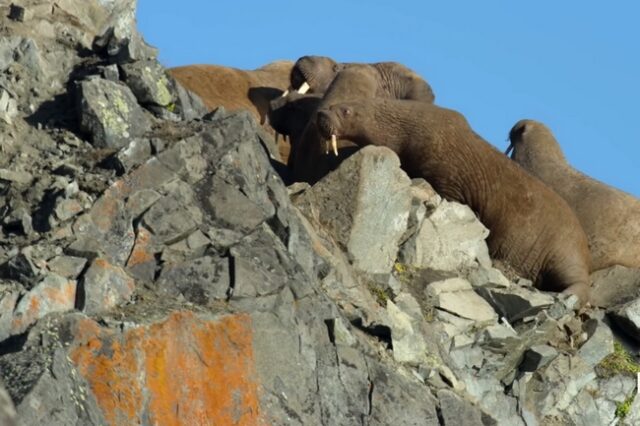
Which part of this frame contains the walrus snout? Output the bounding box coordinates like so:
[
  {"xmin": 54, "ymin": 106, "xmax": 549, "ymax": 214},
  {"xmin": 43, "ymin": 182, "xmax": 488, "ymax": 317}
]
[{"xmin": 316, "ymin": 110, "xmax": 339, "ymax": 156}]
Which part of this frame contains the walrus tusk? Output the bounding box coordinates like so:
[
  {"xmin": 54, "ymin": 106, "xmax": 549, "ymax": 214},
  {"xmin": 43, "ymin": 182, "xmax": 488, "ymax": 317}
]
[
  {"xmin": 505, "ymin": 143, "xmax": 514, "ymax": 157},
  {"xmin": 280, "ymin": 89, "xmax": 290, "ymax": 98},
  {"xmin": 331, "ymin": 134, "xmax": 338, "ymax": 156},
  {"xmin": 297, "ymin": 81, "xmax": 310, "ymax": 94},
  {"xmin": 324, "ymin": 139, "xmax": 329, "ymax": 154}
]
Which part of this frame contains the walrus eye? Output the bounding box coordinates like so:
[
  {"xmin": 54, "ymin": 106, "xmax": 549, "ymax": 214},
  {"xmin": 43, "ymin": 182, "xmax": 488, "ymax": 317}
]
[{"xmin": 342, "ymin": 107, "xmax": 352, "ymax": 116}]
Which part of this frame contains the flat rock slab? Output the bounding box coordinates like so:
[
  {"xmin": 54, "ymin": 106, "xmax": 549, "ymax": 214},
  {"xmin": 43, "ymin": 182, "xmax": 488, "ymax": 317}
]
[
  {"xmin": 436, "ymin": 290, "xmax": 498, "ymax": 323},
  {"xmin": 476, "ymin": 285, "xmax": 554, "ymax": 322},
  {"xmin": 400, "ymin": 199, "xmax": 491, "ymax": 272},
  {"xmin": 295, "ymin": 146, "xmax": 412, "ymax": 274}
]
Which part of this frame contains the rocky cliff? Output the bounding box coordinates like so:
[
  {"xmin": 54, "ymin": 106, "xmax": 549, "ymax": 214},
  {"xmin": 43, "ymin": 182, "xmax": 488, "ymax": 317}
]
[{"xmin": 1, "ymin": 1, "xmax": 640, "ymax": 425}]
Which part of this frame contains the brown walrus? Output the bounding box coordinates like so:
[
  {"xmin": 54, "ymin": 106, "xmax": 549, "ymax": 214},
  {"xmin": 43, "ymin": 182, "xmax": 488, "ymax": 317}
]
[
  {"xmin": 169, "ymin": 61, "xmax": 293, "ymax": 160},
  {"xmin": 291, "ymin": 63, "xmax": 435, "ymax": 183},
  {"xmin": 268, "ymin": 92, "xmax": 358, "ymax": 167},
  {"xmin": 316, "ymin": 99, "xmax": 592, "ymax": 303},
  {"xmin": 506, "ymin": 119, "xmax": 640, "ymax": 271},
  {"xmin": 287, "ymin": 55, "xmax": 435, "ymax": 103}
]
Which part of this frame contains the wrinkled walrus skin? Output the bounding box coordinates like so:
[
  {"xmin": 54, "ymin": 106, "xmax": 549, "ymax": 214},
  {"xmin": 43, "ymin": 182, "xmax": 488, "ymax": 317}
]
[
  {"xmin": 290, "ymin": 60, "xmax": 435, "ymax": 184},
  {"xmin": 507, "ymin": 119, "xmax": 640, "ymax": 271},
  {"xmin": 316, "ymin": 99, "xmax": 592, "ymax": 303}
]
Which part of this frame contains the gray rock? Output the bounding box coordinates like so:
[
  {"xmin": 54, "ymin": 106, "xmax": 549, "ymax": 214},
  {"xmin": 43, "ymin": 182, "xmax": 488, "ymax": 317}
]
[
  {"xmin": 0, "ymin": 287, "xmax": 20, "ymax": 342},
  {"xmin": 54, "ymin": 198, "xmax": 84, "ymax": 221},
  {"xmin": 399, "ymin": 199, "xmax": 491, "ymax": 272},
  {"xmin": 100, "ymin": 64, "xmax": 120, "ymax": 81},
  {"xmin": 81, "ymin": 258, "xmax": 135, "ymax": 314},
  {"xmin": 426, "ymin": 277, "xmax": 472, "ymax": 296},
  {"xmin": 386, "ymin": 298, "xmax": 427, "ymax": 364},
  {"xmin": 577, "ymin": 319, "xmax": 614, "ymax": 367},
  {"xmin": 10, "ymin": 274, "xmax": 76, "ymax": 337},
  {"xmin": 141, "ymin": 181, "xmax": 203, "ymax": 245},
  {"xmin": 172, "ymin": 78, "xmax": 208, "ymax": 120},
  {"xmin": 518, "ymin": 354, "xmax": 596, "ymax": 419},
  {"xmin": 112, "ymin": 138, "xmax": 152, "ymax": 172},
  {"xmin": 47, "ymin": 255, "xmax": 87, "ymax": 279},
  {"xmin": 106, "ymin": 29, "xmax": 158, "ymax": 63},
  {"xmin": 0, "ymin": 89, "xmax": 18, "ymax": 124},
  {"xmin": 295, "ymin": 146, "xmax": 411, "ymax": 274},
  {"xmin": 368, "ymin": 361, "xmax": 440, "ymax": 425},
  {"xmin": 0, "ymin": 379, "xmax": 16, "ymax": 426},
  {"xmin": 481, "ymin": 323, "xmax": 518, "ymax": 343},
  {"xmin": 69, "ymin": 195, "xmax": 135, "ymax": 267},
  {"xmin": 591, "ymin": 265, "xmax": 640, "ymax": 308},
  {"xmin": 435, "ymin": 290, "xmax": 498, "ymax": 323},
  {"xmin": 0, "ymin": 168, "xmax": 33, "ymax": 185},
  {"xmin": 590, "ymin": 375, "xmax": 637, "ymax": 425},
  {"xmin": 0, "ymin": 37, "xmax": 43, "ymax": 74},
  {"xmin": 205, "ymin": 175, "xmax": 272, "ymax": 235},
  {"xmin": 76, "ymin": 76, "xmax": 151, "ymax": 149},
  {"xmin": 467, "ymin": 266, "xmax": 511, "ymax": 288},
  {"xmin": 476, "ymin": 285, "xmax": 554, "ymax": 323},
  {"xmin": 437, "ymin": 389, "xmax": 486, "ymax": 426},
  {"xmin": 520, "ymin": 344, "xmax": 558, "ymax": 372},
  {"xmin": 156, "ymin": 256, "xmax": 230, "ymax": 304},
  {"xmin": 611, "ymin": 297, "xmax": 640, "ymax": 342},
  {"xmin": 121, "ymin": 60, "xmax": 174, "ymax": 107}
]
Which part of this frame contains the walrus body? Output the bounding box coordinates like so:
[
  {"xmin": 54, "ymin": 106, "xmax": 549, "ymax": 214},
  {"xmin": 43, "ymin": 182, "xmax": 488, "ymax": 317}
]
[
  {"xmin": 169, "ymin": 61, "xmax": 293, "ymax": 160},
  {"xmin": 316, "ymin": 99, "xmax": 592, "ymax": 302},
  {"xmin": 507, "ymin": 119, "xmax": 640, "ymax": 270},
  {"xmin": 291, "ymin": 63, "xmax": 435, "ymax": 183},
  {"xmin": 289, "ymin": 56, "xmax": 435, "ymax": 103}
]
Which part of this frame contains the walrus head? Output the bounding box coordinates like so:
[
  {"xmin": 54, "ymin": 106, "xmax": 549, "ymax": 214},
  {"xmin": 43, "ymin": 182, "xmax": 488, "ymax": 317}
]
[
  {"xmin": 284, "ymin": 56, "xmax": 341, "ymax": 97},
  {"xmin": 317, "ymin": 104, "xmax": 366, "ymax": 156},
  {"xmin": 506, "ymin": 119, "xmax": 567, "ymax": 165},
  {"xmin": 268, "ymin": 92, "xmax": 322, "ymax": 137}
]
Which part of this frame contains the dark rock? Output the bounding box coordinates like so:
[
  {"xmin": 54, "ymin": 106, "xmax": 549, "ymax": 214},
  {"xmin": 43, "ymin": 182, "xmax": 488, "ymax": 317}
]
[
  {"xmin": 1, "ymin": 252, "xmax": 40, "ymax": 288},
  {"xmin": 476, "ymin": 285, "xmax": 554, "ymax": 323},
  {"xmin": 520, "ymin": 345, "xmax": 558, "ymax": 372},
  {"xmin": 47, "ymin": 255, "xmax": 87, "ymax": 279},
  {"xmin": 76, "ymin": 76, "xmax": 151, "ymax": 149},
  {"xmin": 8, "ymin": 4, "xmax": 27, "ymax": 22},
  {"xmin": 437, "ymin": 389, "xmax": 487, "ymax": 426},
  {"xmin": 172, "ymin": 78, "xmax": 208, "ymax": 120},
  {"xmin": 111, "ymin": 137, "xmax": 152, "ymax": 173},
  {"xmin": 156, "ymin": 256, "xmax": 230, "ymax": 304},
  {"xmin": 611, "ymin": 298, "xmax": 640, "ymax": 342}
]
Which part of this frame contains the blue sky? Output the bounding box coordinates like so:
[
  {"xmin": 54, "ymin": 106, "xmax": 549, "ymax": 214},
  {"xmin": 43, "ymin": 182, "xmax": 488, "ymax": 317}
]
[{"xmin": 138, "ymin": 1, "xmax": 639, "ymax": 196}]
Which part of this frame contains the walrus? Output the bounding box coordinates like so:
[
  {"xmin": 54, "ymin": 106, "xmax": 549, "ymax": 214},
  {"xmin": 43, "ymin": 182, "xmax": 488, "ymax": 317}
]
[
  {"xmin": 268, "ymin": 92, "xmax": 358, "ymax": 166},
  {"xmin": 291, "ymin": 63, "xmax": 435, "ymax": 183},
  {"xmin": 286, "ymin": 55, "xmax": 436, "ymax": 103},
  {"xmin": 316, "ymin": 99, "xmax": 592, "ymax": 303},
  {"xmin": 506, "ymin": 119, "xmax": 640, "ymax": 271},
  {"xmin": 169, "ymin": 61, "xmax": 293, "ymax": 160}
]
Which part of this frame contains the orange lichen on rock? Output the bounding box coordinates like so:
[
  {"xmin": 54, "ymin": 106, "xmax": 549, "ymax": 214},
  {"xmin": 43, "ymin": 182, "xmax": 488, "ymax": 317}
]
[
  {"xmin": 126, "ymin": 227, "xmax": 155, "ymax": 267},
  {"xmin": 70, "ymin": 311, "xmax": 263, "ymax": 426}
]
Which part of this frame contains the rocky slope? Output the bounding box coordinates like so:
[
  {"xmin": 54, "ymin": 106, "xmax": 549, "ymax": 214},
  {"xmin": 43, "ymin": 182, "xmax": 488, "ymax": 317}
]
[{"xmin": 1, "ymin": 1, "xmax": 640, "ymax": 425}]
